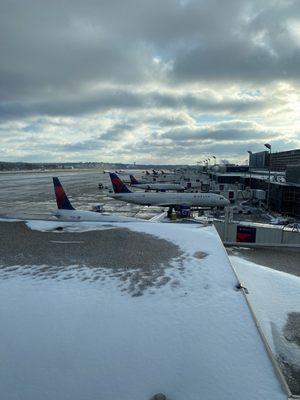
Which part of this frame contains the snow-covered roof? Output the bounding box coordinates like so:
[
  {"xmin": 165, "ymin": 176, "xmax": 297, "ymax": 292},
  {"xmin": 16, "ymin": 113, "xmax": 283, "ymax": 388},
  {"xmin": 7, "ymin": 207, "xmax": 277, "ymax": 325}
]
[{"xmin": 0, "ymin": 220, "xmax": 287, "ymax": 400}]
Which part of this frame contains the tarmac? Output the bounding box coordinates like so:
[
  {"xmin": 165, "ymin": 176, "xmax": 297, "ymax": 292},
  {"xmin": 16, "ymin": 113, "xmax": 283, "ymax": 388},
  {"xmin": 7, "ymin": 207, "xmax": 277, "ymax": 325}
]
[{"xmin": 228, "ymin": 246, "xmax": 300, "ymax": 277}]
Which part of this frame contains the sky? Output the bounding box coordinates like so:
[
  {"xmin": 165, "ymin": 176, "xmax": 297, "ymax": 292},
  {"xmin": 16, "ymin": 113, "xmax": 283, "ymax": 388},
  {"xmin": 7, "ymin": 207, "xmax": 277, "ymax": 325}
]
[{"xmin": 1, "ymin": 0, "xmax": 300, "ymax": 165}]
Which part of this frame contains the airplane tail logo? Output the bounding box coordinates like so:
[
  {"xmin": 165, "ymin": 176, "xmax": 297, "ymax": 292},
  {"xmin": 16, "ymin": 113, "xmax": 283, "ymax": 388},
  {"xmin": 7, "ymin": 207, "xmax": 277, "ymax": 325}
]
[
  {"xmin": 109, "ymin": 173, "xmax": 131, "ymax": 193},
  {"xmin": 130, "ymin": 175, "xmax": 139, "ymax": 185},
  {"xmin": 53, "ymin": 177, "xmax": 75, "ymax": 210}
]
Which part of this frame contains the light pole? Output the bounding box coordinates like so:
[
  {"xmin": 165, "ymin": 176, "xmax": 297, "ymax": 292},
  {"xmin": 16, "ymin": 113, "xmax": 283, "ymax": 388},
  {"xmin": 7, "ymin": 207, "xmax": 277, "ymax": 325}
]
[
  {"xmin": 247, "ymin": 151, "xmax": 252, "ymax": 189},
  {"xmin": 205, "ymin": 159, "xmax": 209, "ymax": 172},
  {"xmin": 264, "ymin": 143, "xmax": 272, "ymax": 209}
]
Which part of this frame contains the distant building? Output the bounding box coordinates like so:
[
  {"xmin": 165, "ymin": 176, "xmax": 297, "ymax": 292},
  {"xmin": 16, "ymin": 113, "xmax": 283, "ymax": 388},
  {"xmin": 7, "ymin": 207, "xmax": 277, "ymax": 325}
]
[
  {"xmin": 249, "ymin": 151, "xmax": 269, "ymax": 170},
  {"xmin": 249, "ymin": 148, "xmax": 300, "ymax": 172},
  {"xmin": 271, "ymin": 149, "xmax": 300, "ymax": 171}
]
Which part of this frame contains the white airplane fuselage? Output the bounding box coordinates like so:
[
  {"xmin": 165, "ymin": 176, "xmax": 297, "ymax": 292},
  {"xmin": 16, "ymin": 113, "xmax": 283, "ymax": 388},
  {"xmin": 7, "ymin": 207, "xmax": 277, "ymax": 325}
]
[
  {"xmin": 132, "ymin": 183, "xmax": 185, "ymax": 191},
  {"xmin": 56, "ymin": 209, "xmax": 140, "ymax": 222},
  {"xmin": 142, "ymin": 175, "xmax": 182, "ymax": 183},
  {"xmin": 110, "ymin": 192, "xmax": 229, "ymax": 207}
]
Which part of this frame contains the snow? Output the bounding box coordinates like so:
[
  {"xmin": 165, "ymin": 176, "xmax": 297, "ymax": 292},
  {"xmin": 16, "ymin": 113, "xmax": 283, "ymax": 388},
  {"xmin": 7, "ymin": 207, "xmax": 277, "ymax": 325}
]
[
  {"xmin": 25, "ymin": 219, "xmax": 118, "ymax": 232},
  {"xmin": 0, "ymin": 222, "xmax": 287, "ymax": 400},
  {"xmin": 230, "ymin": 256, "xmax": 300, "ymax": 369}
]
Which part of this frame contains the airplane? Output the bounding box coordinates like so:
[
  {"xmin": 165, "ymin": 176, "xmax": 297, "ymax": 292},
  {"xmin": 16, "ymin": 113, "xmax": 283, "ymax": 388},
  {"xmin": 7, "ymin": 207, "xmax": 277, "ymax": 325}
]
[
  {"xmin": 103, "ymin": 170, "xmax": 131, "ymax": 183},
  {"xmin": 53, "ymin": 177, "xmax": 140, "ymax": 222},
  {"xmin": 129, "ymin": 175, "xmax": 186, "ymax": 191},
  {"xmin": 109, "ymin": 173, "xmax": 230, "ymax": 208}
]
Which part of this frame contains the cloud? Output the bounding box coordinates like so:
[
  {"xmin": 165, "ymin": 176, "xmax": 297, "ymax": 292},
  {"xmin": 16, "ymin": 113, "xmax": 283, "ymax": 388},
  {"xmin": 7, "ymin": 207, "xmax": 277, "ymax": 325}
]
[
  {"xmin": 161, "ymin": 120, "xmax": 277, "ymax": 142},
  {"xmin": 0, "ymin": 87, "xmax": 276, "ymax": 121},
  {"xmin": 171, "ymin": 1, "xmax": 300, "ymax": 83},
  {"xmin": 60, "ymin": 122, "xmax": 133, "ymax": 152},
  {"xmin": 1, "ymin": 0, "xmax": 300, "ymax": 162}
]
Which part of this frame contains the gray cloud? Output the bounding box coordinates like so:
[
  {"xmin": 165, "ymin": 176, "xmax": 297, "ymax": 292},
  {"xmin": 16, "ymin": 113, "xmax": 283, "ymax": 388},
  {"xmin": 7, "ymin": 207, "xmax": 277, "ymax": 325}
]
[
  {"xmin": 171, "ymin": 1, "xmax": 300, "ymax": 83},
  {"xmin": 99, "ymin": 122, "xmax": 132, "ymax": 141},
  {"xmin": 57, "ymin": 122, "xmax": 133, "ymax": 153},
  {"xmin": 0, "ymin": 88, "xmax": 274, "ymax": 121},
  {"xmin": 163, "ymin": 128, "xmax": 262, "ymax": 142},
  {"xmin": 0, "ymin": 90, "xmax": 145, "ymax": 120},
  {"xmin": 2, "ymin": 0, "xmax": 300, "ymax": 105},
  {"xmin": 161, "ymin": 120, "xmax": 276, "ymax": 142},
  {"xmin": 1, "ymin": 0, "xmax": 300, "ymax": 162}
]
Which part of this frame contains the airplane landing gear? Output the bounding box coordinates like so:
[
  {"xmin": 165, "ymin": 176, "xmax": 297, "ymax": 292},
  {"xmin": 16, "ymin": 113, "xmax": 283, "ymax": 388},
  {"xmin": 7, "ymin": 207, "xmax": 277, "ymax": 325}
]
[{"xmin": 167, "ymin": 206, "xmax": 173, "ymax": 219}]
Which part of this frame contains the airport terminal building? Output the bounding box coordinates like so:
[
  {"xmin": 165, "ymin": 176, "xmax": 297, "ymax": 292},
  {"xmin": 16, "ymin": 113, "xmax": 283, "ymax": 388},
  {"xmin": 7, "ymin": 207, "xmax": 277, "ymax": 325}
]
[
  {"xmin": 249, "ymin": 148, "xmax": 300, "ymax": 172},
  {"xmin": 211, "ymin": 172, "xmax": 300, "ymax": 217},
  {"xmin": 210, "ymin": 149, "xmax": 300, "ymax": 217}
]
